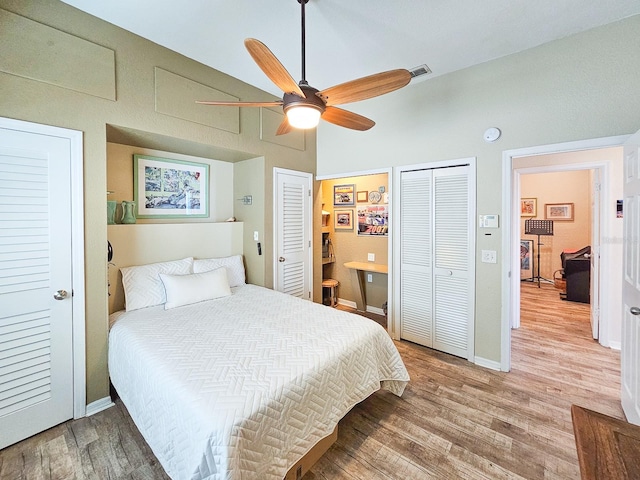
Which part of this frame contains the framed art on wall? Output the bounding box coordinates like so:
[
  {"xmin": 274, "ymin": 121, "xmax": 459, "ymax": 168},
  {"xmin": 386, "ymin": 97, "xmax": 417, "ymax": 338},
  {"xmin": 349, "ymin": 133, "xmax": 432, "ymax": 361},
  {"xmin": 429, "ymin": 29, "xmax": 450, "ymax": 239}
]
[
  {"xmin": 334, "ymin": 209, "xmax": 354, "ymax": 230},
  {"xmin": 545, "ymin": 202, "xmax": 574, "ymax": 221},
  {"xmin": 356, "ymin": 191, "xmax": 368, "ymax": 202},
  {"xmin": 134, "ymin": 154, "xmax": 209, "ymax": 218},
  {"xmin": 333, "ymin": 184, "xmax": 355, "ymax": 206},
  {"xmin": 357, "ymin": 205, "xmax": 388, "ymax": 236},
  {"xmin": 520, "ymin": 198, "xmax": 537, "ymax": 217},
  {"xmin": 520, "ymin": 239, "xmax": 534, "ymax": 280}
]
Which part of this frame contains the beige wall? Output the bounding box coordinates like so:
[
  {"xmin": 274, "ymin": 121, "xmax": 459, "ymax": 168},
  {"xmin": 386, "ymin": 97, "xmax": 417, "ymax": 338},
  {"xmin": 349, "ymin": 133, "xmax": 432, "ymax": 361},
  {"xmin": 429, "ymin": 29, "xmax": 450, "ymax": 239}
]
[
  {"xmin": 107, "ymin": 143, "xmax": 235, "ymax": 223},
  {"xmin": 0, "ymin": 0, "xmax": 315, "ymax": 403},
  {"xmin": 520, "ymin": 170, "xmax": 591, "ymax": 280},
  {"xmin": 317, "ymin": 15, "xmax": 640, "ymax": 364},
  {"xmin": 321, "ymin": 174, "xmax": 388, "ymax": 310}
]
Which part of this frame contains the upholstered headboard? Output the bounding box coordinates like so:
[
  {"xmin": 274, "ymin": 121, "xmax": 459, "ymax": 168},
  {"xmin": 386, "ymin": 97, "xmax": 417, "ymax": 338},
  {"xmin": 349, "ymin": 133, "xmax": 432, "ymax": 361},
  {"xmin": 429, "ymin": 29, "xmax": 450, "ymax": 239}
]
[{"xmin": 107, "ymin": 222, "xmax": 243, "ymax": 313}]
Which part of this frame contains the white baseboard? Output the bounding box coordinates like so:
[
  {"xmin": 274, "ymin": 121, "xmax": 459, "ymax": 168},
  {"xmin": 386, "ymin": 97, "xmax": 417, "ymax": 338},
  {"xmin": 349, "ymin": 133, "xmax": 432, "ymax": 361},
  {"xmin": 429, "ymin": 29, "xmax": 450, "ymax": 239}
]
[
  {"xmin": 474, "ymin": 356, "xmax": 501, "ymax": 371},
  {"xmin": 366, "ymin": 305, "xmax": 385, "ymax": 316},
  {"xmin": 337, "ymin": 298, "xmax": 357, "ymax": 309},
  {"xmin": 337, "ymin": 298, "xmax": 385, "ymax": 315},
  {"xmin": 609, "ymin": 341, "xmax": 621, "ymax": 351},
  {"xmin": 86, "ymin": 396, "xmax": 115, "ymax": 417}
]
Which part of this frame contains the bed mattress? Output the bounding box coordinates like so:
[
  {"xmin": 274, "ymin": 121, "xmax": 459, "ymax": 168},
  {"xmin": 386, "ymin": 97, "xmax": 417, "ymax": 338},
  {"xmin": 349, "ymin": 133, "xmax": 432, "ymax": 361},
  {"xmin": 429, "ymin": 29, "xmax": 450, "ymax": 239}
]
[{"xmin": 108, "ymin": 284, "xmax": 409, "ymax": 480}]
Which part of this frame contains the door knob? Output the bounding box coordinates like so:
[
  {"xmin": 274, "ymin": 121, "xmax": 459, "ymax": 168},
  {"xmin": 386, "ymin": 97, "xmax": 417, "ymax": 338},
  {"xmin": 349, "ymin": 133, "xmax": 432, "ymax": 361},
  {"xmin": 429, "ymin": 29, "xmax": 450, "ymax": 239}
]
[
  {"xmin": 279, "ymin": 257, "xmax": 285, "ymax": 262},
  {"xmin": 53, "ymin": 289, "xmax": 68, "ymax": 300},
  {"xmin": 631, "ymin": 306, "xmax": 640, "ymax": 316}
]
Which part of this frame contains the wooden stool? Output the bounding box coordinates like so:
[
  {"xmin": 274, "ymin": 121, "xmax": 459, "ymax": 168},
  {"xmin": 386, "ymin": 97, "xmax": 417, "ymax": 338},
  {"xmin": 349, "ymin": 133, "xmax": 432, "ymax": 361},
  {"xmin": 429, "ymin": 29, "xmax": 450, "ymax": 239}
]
[{"xmin": 322, "ymin": 279, "xmax": 339, "ymax": 307}]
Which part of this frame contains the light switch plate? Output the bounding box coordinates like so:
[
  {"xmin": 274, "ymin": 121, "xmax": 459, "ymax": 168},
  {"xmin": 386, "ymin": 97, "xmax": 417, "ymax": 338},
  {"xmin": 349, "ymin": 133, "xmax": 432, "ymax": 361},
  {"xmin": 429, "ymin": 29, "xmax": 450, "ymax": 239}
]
[
  {"xmin": 253, "ymin": 231, "xmax": 259, "ymax": 241},
  {"xmin": 367, "ymin": 274, "xmax": 373, "ymax": 283},
  {"xmin": 367, "ymin": 253, "xmax": 375, "ymax": 262},
  {"xmin": 481, "ymin": 250, "xmax": 497, "ymax": 263}
]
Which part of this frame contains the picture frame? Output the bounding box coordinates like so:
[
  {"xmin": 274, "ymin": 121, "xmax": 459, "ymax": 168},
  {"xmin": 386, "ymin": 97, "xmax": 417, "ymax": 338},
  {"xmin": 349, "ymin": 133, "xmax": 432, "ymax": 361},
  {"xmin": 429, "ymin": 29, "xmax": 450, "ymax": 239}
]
[
  {"xmin": 134, "ymin": 154, "xmax": 209, "ymax": 218},
  {"xmin": 356, "ymin": 191, "xmax": 368, "ymax": 203},
  {"xmin": 333, "ymin": 184, "xmax": 355, "ymax": 206},
  {"xmin": 357, "ymin": 205, "xmax": 389, "ymax": 236},
  {"xmin": 520, "ymin": 239, "xmax": 533, "ymax": 280},
  {"xmin": 520, "ymin": 198, "xmax": 537, "ymax": 217},
  {"xmin": 334, "ymin": 209, "xmax": 354, "ymax": 230},
  {"xmin": 545, "ymin": 202, "xmax": 574, "ymax": 221}
]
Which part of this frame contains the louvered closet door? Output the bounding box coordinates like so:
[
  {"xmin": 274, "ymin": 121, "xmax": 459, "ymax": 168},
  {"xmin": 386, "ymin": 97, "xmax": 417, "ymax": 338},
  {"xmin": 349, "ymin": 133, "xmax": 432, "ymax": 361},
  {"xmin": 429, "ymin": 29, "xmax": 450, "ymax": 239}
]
[
  {"xmin": 399, "ymin": 165, "xmax": 473, "ymax": 360},
  {"xmin": 274, "ymin": 168, "xmax": 312, "ymax": 299},
  {"xmin": 399, "ymin": 169, "xmax": 433, "ymax": 346},
  {"xmin": 432, "ymin": 166, "xmax": 471, "ymax": 358},
  {"xmin": 0, "ymin": 128, "xmax": 74, "ymax": 449}
]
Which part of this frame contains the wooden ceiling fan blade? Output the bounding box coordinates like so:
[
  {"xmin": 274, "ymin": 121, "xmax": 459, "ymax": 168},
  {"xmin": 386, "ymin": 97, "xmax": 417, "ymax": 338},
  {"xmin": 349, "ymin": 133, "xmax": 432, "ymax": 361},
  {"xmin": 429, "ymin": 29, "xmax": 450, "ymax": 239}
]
[
  {"xmin": 317, "ymin": 69, "xmax": 411, "ymax": 106},
  {"xmin": 276, "ymin": 116, "xmax": 293, "ymax": 136},
  {"xmin": 244, "ymin": 39, "xmax": 305, "ymax": 97},
  {"xmin": 196, "ymin": 100, "xmax": 283, "ymax": 107},
  {"xmin": 321, "ymin": 106, "xmax": 375, "ymax": 131}
]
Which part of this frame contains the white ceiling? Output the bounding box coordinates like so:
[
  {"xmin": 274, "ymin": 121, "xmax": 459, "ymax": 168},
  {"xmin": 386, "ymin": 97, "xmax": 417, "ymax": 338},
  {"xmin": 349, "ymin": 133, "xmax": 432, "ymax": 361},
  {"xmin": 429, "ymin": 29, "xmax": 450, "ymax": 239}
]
[{"xmin": 62, "ymin": 0, "xmax": 639, "ymax": 98}]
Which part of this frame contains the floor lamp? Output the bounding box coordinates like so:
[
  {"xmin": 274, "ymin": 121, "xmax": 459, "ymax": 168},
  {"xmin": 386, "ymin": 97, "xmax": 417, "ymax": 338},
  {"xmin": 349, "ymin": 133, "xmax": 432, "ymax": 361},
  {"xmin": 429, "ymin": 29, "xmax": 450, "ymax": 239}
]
[{"xmin": 524, "ymin": 219, "xmax": 554, "ymax": 288}]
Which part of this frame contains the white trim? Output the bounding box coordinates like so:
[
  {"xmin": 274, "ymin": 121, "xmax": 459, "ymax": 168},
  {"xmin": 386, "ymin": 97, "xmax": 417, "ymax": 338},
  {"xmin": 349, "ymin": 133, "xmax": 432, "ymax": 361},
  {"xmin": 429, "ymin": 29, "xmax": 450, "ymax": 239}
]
[
  {"xmin": 610, "ymin": 341, "xmax": 621, "ymax": 351},
  {"xmin": 0, "ymin": 117, "xmax": 86, "ymax": 418},
  {"xmin": 337, "ymin": 298, "xmax": 357, "ymax": 309},
  {"xmin": 366, "ymin": 305, "xmax": 385, "ymax": 316},
  {"xmin": 502, "ymin": 134, "xmax": 631, "ymax": 372},
  {"xmin": 474, "ymin": 357, "xmax": 501, "ymax": 371},
  {"xmin": 316, "ymin": 166, "xmax": 391, "ymax": 181},
  {"xmin": 85, "ymin": 397, "xmax": 115, "ymax": 417}
]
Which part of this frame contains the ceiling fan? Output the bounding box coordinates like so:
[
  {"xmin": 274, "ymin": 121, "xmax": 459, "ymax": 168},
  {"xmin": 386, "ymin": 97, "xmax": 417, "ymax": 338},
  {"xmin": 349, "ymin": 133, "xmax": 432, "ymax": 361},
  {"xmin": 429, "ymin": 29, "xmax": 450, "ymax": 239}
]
[{"xmin": 196, "ymin": 0, "xmax": 412, "ymax": 135}]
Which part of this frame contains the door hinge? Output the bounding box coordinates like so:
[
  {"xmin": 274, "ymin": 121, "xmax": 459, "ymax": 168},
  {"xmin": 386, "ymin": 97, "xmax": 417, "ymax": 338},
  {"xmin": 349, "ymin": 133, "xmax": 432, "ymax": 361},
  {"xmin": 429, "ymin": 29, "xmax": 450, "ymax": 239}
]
[
  {"xmin": 594, "ymin": 182, "xmax": 602, "ymax": 192},
  {"xmin": 308, "ymin": 189, "xmax": 311, "ymax": 196},
  {"xmin": 309, "ymin": 240, "xmax": 311, "ymax": 248}
]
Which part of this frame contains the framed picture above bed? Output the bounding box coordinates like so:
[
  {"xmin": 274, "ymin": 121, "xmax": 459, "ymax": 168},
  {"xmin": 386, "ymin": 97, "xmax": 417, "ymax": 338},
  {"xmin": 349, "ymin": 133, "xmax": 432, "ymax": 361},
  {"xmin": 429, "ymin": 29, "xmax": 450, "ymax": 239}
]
[{"xmin": 134, "ymin": 155, "xmax": 209, "ymax": 219}]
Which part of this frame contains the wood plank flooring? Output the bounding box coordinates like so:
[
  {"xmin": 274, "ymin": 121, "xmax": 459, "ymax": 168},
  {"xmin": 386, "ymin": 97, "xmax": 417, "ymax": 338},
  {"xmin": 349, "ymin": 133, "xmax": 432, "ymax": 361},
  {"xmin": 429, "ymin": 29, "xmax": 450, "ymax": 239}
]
[{"xmin": 0, "ymin": 283, "xmax": 622, "ymax": 479}]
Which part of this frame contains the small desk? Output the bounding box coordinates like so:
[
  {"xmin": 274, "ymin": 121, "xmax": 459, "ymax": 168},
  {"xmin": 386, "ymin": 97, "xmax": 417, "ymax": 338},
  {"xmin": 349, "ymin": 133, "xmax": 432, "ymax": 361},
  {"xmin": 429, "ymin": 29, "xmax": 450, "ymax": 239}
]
[{"xmin": 343, "ymin": 261, "xmax": 388, "ymax": 312}]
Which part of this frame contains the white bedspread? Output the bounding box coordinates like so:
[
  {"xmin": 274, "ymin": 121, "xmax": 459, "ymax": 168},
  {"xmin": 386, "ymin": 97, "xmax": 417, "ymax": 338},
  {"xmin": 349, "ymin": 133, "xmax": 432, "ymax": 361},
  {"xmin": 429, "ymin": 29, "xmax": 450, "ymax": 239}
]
[{"xmin": 108, "ymin": 284, "xmax": 409, "ymax": 480}]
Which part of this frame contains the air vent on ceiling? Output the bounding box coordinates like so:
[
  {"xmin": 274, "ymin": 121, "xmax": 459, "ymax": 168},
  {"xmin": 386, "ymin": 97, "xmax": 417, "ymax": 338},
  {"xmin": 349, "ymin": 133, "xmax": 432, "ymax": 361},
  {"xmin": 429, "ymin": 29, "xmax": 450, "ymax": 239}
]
[{"xmin": 409, "ymin": 64, "xmax": 432, "ymax": 79}]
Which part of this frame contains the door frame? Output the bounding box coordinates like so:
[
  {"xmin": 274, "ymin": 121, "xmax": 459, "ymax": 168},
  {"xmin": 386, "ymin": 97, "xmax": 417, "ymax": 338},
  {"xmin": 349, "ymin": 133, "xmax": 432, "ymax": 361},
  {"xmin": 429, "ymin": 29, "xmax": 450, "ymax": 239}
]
[
  {"xmin": 0, "ymin": 117, "xmax": 86, "ymax": 418},
  {"xmin": 273, "ymin": 167, "xmax": 313, "ymax": 298},
  {"xmin": 501, "ymin": 135, "xmax": 630, "ymax": 372},
  {"xmin": 317, "ymin": 167, "xmax": 394, "ymax": 334}
]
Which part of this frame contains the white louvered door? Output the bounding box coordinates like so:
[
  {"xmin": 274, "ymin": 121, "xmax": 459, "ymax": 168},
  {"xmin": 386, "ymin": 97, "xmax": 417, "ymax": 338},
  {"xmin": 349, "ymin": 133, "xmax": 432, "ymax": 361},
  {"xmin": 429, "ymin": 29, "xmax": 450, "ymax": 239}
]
[
  {"xmin": 399, "ymin": 164, "xmax": 474, "ymax": 360},
  {"xmin": 622, "ymin": 129, "xmax": 640, "ymax": 425},
  {"xmin": 0, "ymin": 125, "xmax": 74, "ymax": 449},
  {"xmin": 274, "ymin": 168, "xmax": 312, "ymax": 299},
  {"xmin": 400, "ymin": 169, "xmax": 433, "ymax": 345}
]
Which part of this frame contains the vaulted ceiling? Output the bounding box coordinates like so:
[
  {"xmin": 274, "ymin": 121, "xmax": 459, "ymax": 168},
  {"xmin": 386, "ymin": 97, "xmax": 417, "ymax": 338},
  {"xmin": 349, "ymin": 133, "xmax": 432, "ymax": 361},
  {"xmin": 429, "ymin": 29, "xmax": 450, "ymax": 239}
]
[{"xmin": 62, "ymin": 0, "xmax": 640, "ymax": 98}]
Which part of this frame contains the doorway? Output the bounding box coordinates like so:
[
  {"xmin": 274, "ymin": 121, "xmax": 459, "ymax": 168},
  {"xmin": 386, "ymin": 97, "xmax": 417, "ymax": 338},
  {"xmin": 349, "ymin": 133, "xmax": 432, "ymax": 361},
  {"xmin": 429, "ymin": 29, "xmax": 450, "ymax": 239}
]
[{"xmin": 502, "ymin": 137, "xmax": 627, "ymax": 371}]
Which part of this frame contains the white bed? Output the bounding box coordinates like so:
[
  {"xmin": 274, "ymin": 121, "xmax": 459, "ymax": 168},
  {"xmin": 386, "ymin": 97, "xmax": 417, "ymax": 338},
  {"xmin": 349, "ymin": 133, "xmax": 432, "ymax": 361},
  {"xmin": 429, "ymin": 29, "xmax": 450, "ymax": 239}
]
[{"xmin": 109, "ymin": 281, "xmax": 409, "ymax": 479}]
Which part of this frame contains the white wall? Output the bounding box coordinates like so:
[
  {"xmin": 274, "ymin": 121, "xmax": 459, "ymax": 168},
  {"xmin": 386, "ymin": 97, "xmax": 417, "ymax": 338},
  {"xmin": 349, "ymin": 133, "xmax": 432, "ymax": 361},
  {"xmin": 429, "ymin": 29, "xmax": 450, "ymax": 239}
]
[{"xmin": 316, "ymin": 15, "xmax": 640, "ymax": 363}]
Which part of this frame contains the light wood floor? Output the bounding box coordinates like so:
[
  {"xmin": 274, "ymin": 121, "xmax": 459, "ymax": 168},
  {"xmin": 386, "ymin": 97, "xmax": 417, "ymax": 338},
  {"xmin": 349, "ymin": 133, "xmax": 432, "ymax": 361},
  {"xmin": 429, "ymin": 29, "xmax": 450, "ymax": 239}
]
[{"xmin": 0, "ymin": 283, "xmax": 622, "ymax": 479}]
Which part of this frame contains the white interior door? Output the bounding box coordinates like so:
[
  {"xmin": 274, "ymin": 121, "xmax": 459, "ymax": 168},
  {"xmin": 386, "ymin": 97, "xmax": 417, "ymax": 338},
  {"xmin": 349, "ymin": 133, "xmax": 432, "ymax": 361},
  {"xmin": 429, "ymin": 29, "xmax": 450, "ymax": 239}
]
[
  {"xmin": 273, "ymin": 168, "xmax": 312, "ymax": 299},
  {"xmin": 590, "ymin": 169, "xmax": 601, "ymax": 339},
  {"xmin": 622, "ymin": 129, "xmax": 640, "ymax": 425},
  {"xmin": 398, "ymin": 164, "xmax": 475, "ymax": 360},
  {"xmin": 0, "ymin": 123, "xmax": 75, "ymax": 448}
]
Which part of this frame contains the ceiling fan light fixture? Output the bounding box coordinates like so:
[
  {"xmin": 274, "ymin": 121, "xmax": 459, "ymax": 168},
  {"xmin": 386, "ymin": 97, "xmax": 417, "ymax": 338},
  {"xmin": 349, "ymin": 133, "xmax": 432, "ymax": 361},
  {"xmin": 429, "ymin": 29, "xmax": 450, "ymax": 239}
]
[{"xmin": 286, "ymin": 105, "xmax": 322, "ymax": 129}]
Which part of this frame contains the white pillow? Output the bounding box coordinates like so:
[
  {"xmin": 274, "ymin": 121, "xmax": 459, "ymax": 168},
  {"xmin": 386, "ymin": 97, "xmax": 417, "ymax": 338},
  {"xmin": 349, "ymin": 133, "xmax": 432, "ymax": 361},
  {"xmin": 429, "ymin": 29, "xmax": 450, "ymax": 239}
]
[
  {"xmin": 121, "ymin": 257, "xmax": 193, "ymax": 311},
  {"xmin": 193, "ymin": 255, "xmax": 246, "ymax": 287},
  {"xmin": 159, "ymin": 268, "xmax": 231, "ymax": 310}
]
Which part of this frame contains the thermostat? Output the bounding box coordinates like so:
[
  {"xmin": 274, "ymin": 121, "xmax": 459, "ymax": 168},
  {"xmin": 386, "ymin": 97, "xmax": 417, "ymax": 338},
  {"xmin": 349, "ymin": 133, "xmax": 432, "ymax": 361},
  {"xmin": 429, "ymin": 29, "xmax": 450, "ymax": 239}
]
[{"xmin": 479, "ymin": 214, "xmax": 499, "ymax": 228}]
